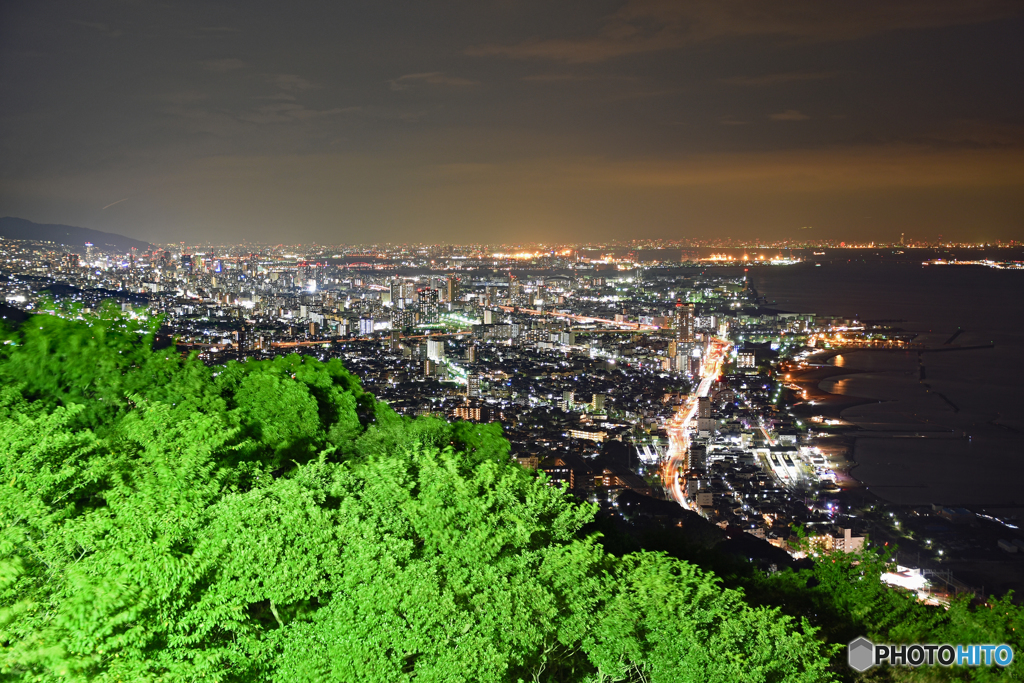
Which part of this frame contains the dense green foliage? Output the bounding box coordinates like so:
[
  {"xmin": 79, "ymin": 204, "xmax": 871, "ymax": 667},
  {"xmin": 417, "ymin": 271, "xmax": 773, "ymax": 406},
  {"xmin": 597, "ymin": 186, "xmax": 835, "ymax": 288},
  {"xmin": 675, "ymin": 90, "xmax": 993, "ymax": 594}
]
[{"xmin": 0, "ymin": 307, "xmax": 1019, "ymax": 682}]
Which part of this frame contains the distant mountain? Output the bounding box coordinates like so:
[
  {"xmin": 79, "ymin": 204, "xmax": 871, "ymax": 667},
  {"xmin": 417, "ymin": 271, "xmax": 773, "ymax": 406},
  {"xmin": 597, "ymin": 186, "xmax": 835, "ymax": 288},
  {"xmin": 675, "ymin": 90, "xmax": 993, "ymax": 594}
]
[{"xmin": 0, "ymin": 217, "xmax": 151, "ymax": 253}]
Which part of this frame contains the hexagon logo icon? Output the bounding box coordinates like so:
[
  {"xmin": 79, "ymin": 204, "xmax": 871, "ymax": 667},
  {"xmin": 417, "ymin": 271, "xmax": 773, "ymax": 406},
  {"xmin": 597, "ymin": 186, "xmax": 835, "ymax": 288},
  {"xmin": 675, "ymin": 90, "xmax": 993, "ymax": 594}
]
[{"xmin": 848, "ymin": 637, "xmax": 875, "ymax": 672}]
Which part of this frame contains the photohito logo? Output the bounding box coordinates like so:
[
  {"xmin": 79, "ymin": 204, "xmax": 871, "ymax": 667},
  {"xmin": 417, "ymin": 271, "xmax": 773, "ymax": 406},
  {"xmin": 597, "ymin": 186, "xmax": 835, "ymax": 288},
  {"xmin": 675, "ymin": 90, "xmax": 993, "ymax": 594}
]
[{"xmin": 848, "ymin": 637, "xmax": 1014, "ymax": 671}]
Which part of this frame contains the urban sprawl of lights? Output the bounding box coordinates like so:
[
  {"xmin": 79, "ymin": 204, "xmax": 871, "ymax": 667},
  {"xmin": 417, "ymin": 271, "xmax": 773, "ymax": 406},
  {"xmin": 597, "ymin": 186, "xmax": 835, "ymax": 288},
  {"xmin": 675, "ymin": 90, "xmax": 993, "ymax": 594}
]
[{"xmin": 1, "ymin": 236, "xmax": 1017, "ymax": 603}]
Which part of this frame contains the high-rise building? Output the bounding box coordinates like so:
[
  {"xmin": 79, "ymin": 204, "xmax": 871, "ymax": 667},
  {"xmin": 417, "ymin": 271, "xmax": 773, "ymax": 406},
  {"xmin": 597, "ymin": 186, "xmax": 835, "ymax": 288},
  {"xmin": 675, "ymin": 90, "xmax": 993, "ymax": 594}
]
[
  {"xmin": 296, "ymin": 262, "xmax": 320, "ymax": 290},
  {"xmin": 509, "ymin": 274, "xmax": 522, "ymax": 302},
  {"xmin": 675, "ymin": 301, "xmax": 694, "ymax": 343},
  {"xmin": 390, "ymin": 309, "xmax": 416, "ymax": 330},
  {"xmin": 591, "ymin": 393, "xmax": 606, "ymax": 412},
  {"xmin": 467, "ymin": 374, "xmax": 481, "ymax": 398},
  {"xmin": 446, "ymin": 274, "xmax": 460, "ymax": 302},
  {"xmin": 454, "ymin": 399, "xmax": 491, "ymax": 423},
  {"xmin": 418, "ymin": 288, "xmax": 439, "ymax": 323},
  {"xmin": 698, "ymin": 396, "xmax": 711, "ymax": 418},
  {"xmin": 688, "ymin": 446, "xmax": 707, "ymax": 472},
  {"xmin": 235, "ymin": 327, "xmax": 252, "ymax": 355},
  {"xmin": 426, "ymin": 339, "xmax": 446, "ymax": 362},
  {"xmin": 673, "ymin": 353, "xmax": 687, "ymax": 373},
  {"xmin": 390, "ymin": 280, "xmax": 415, "ymax": 308},
  {"xmin": 466, "ymin": 345, "xmax": 477, "ymax": 363}
]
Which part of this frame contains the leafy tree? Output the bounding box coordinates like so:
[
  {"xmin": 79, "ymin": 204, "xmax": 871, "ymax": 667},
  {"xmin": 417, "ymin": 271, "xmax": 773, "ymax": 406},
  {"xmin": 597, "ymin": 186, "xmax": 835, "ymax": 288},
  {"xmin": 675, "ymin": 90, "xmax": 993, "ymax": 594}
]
[
  {"xmin": 0, "ymin": 300, "xmax": 190, "ymax": 430},
  {"xmin": 0, "ymin": 309, "xmax": 868, "ymax": 682},
  {"xmin": 736, "ymin": 532, "xmax": 1024, "ymax": 682},
  {"xmin": 583, "ymin": 552, "xmax": 836, "ymax": 683}
]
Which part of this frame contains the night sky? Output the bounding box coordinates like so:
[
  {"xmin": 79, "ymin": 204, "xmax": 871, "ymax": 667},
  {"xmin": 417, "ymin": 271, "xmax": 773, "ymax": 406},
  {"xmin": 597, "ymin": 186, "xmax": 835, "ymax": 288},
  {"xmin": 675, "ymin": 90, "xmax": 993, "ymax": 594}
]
[{"xmin": 1, "ymin": 1, "xmax": 1022, "ymax": 245}]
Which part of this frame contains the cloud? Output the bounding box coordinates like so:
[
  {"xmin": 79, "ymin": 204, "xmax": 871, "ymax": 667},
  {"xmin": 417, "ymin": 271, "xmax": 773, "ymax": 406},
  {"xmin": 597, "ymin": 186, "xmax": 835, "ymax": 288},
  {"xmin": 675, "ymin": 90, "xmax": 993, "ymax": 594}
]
[
  {"xmin": 520, "ymin": 73, "xmax": 591, "ymax": 82},
  {"xmin": 722, "ymin": 71, "xmax": 842, "ymax": 87},
  {"xmin": 6, "ymin": 143, "xmax": 1020, "ymax": 244},
  {"xmin": 269, "ymin": 74, "xmax": 321, "ymax": 92},
  {"xmin": 237, "ymin": 103, "xmax": 360, "ymax": 125},
  {"xmin": 467, "ymin": 34, "xmax": 675, "ymax": 64},
  {"xmin": 155, "ymin": 91, "xmax": 208, "ymax": 105},
  {"xmin": 466, "ymin": 0, "xmax": 1023, "ymax": 63},
  {"xmin": 539, "ymin": 145, "xmax": 1024, "ymax": 191},
  {"xmin": 770, "ymin": 110, "xmax": 810, "ymax": 121},
  {"xmin": 255, "ymin": 93, "xmax": 298, "ymax": 102},
  {"xmin": 389, "ymin": 72, "xmax": 479, "ymax": 91},
  {"xmin": 720, "ymin": 118, "xmax": 750, "ymax": 126},
  {"xmin": 520, "ymin": 72, "xmax": 638, "ymax": 84},
  {"xmin": 71, "ymin": 20, "xmax": 122, "ymax": 38},
  {"xmin": 201, "ymin": 58, "xmax": 246, "ymax": 72},
  {"xmin": 198, "ymin": 26, "xmax": 242, "ymax": 33},
  {"xmin": 916, "ymin": 120, "xmax": 1024, "ymax": 148}
]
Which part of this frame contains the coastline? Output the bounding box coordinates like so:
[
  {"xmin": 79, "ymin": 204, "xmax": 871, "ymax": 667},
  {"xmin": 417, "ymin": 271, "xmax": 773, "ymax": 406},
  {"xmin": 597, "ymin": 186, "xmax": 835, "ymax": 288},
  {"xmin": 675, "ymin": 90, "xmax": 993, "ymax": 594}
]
[
  {"xmin": 784, "ymin": 351, "xmax": 874, "ymax": 494},
  {"xmin": 783, "ymin": 348, "xmax": 1024, "ymax": 600},
  {"xmin": 754, "ymin": 266, "xmax": 1024, "ymax": 599}
]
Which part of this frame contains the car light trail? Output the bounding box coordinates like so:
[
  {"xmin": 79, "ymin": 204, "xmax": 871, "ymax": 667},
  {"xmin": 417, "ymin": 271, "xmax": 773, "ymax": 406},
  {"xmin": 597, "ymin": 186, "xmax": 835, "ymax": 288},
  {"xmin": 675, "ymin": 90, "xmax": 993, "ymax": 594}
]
[{"xmin": 661, "ymin": 338, "xmax": 731, "ymax": 511}]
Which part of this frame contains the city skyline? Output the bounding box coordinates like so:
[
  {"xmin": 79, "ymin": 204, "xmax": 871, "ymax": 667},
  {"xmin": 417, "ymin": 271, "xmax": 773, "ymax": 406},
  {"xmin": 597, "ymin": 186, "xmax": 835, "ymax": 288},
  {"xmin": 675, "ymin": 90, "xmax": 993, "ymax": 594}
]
[
  {"xmin": 2, "ymin": 209, "xmax": 1023, "ymax": 677},
  {"xmin": 3, "ymin": 5, "xmax": 1024, "ymax": 674},
  {"xmin": 2, "ymin": 1, "xmax": 1022, "ymax": 245}
]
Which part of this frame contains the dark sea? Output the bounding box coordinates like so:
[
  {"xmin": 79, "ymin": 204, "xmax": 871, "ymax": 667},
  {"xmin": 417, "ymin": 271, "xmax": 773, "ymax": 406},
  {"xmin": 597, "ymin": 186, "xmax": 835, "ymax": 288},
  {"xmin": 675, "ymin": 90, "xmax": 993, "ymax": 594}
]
[{"xmin": 746, "ymin": 260, "xmax": 1024, "ymax": 510}]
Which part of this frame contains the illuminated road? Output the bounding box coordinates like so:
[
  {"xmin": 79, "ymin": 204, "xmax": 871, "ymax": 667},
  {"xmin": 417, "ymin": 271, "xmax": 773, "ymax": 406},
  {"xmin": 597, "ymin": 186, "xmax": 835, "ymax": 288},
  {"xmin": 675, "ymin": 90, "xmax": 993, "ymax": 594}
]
[
  {"xmin": 270, "ymin": 330, "xmax": 472, "ymax": 347},
  {"xmin": 662, "ymin": 339, "xmax": 731, "ymax": 510},
  {"xmin": 496, "ymin": 305, "xmax": 657, "ymax": 330},
  {"xmin": 177, "ymin": 330, "xmax": 474, "ymax": 350}
]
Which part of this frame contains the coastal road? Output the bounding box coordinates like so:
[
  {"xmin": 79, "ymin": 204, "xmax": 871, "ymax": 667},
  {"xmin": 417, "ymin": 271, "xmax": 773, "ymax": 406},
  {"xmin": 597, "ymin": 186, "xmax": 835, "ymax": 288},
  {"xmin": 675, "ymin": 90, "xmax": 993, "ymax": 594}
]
[{"xmin": 662, "ymin": 339, "xmax": 731, "ymax": 509}]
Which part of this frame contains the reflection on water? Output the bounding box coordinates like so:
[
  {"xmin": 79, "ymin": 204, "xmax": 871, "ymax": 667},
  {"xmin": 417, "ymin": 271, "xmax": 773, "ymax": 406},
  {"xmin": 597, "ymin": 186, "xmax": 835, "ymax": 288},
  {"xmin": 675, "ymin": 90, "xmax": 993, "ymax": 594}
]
[
  {"xmin": 826, "ymin": 377, "xmax": 851, "ymax": 394},
  {"xmin": 753, "ymin": 263, "xmax": 1024, "ymax": 505},
  {"xmin": 827, "ymin": 350, "xmax": 919, "ymax": 372}
]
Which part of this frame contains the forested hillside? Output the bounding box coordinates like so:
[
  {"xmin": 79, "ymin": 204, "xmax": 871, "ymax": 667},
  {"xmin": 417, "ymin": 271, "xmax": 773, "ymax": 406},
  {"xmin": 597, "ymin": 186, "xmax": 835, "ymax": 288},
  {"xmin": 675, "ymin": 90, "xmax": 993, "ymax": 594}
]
[{"xmin": 0, "ymin": 305, "xmax": 1019, "ymax": 682}]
